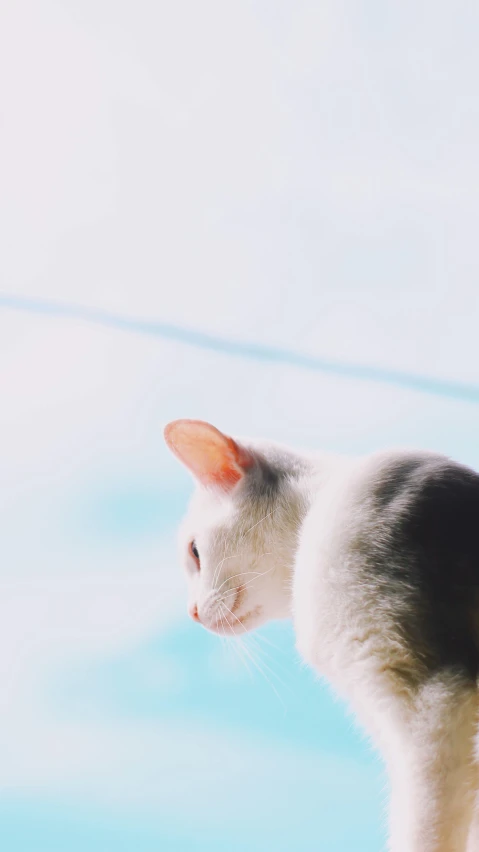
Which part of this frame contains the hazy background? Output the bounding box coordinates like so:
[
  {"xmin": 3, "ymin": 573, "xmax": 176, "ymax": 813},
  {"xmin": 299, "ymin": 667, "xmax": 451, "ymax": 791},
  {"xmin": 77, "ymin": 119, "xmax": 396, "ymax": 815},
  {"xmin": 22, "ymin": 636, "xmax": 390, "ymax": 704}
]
[{"xmin": 2, "ymin": 2, "xmax": 479, "ymax": 849}]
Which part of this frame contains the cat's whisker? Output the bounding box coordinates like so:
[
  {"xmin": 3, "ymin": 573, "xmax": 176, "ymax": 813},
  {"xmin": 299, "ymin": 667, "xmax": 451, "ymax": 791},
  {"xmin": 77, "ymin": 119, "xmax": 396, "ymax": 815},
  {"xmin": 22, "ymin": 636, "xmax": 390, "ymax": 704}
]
[
  {"xmin": 238, "ymin": 509, "xmax": 279, "ymax": 545},
  {"xmin": 245, "ymin": 634, "xmax": 293, "ymax": 691},
  {"xmin": 221, "ymin": 509, "xmax": 278, "ymax": 567},
  {"xmin": 235, "ymin": 632, "xmax": 286, "ymax": 711},
  {"xmin": 215, "ymin": 536, "xmax": 229, "ymax": 591},
  {"xmin": 216, "ymin": 607, "xmax": 235, "ymax": 676},
  {"xmin": 236, "ymin": 636, "xmax": 264, "ymax": 685},
  {"xmin": 216, "ymin": 560, "xmax": 274, "ymax": 596},
  {"xmin": 220, "ymin": 573, "xmax": 275, "ymax": 604},
  {"xmin": 220, "ymin": 601, "xmax": 248, "ymax": 634},
  {"xmin": 220, "ymin": 609, "xmax": 242, "ymax": 673},
  {"xmin": 254, "ymin": 551, "xmax": 274, "ymax": 564},
  {"xmin": 214, "ymin": 552, "xmax": 273, "ymax": 594},
  {"xmin": 217, "ymin": 606, "xmax": 228, "ymax": 655},
  {"xmin": 254, "ymin": 631, "xmax": 288, "ymax": 656},
  {"xmin": 212, "ymin": 553, "xmax": 240, "ymax": 588},
  {"xmin": 219, "ymin": 602, "xmax": 286, "ymax": 706},
  {"xmin": 215, "ymin": 568, "xmax": 267, "ymax": 594},
  {"xmin": 219, "ymin": 599, "xmax": 290, "ymax": 700},
  {"xmin": 247, "ymin": 631, "xmax": 288, "ymax": 666},
  {"xmin": 220, "ymin": 608, "xmax": 255, "ymax": 682},
  {"xmin": 219, "ymin": 603, "xmax": 254, "ymax": 679},
  {"xmin": 233, "ymin": 642, "xmax": 253, "ymax": 680},
  {"xmin": 229, "ymin": 634, "xmax": 249, "ymax": 676}
]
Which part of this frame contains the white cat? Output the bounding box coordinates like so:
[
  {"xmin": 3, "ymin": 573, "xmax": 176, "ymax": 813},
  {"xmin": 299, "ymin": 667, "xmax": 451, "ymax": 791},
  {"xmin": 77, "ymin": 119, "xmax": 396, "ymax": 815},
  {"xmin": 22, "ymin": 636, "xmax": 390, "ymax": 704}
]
[{"xmin": 164, "ymin": 418, "xmax": 479, "ymax": 852}]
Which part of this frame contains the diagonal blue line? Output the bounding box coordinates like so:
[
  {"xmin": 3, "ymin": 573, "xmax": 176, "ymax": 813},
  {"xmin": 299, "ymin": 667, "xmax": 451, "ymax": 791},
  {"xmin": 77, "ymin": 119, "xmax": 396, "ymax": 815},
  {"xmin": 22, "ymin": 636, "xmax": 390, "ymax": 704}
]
[{"xmin": 1, "ymin": 292, "xmax": 479, "ymax": 404}]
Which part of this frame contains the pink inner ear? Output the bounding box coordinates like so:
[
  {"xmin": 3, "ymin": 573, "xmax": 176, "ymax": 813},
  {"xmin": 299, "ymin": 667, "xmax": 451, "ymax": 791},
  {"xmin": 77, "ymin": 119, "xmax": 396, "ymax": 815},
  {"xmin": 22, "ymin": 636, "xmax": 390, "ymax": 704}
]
[{"xmin": 164, "ymin": 420, "xmax": 254, "ymax": 490}]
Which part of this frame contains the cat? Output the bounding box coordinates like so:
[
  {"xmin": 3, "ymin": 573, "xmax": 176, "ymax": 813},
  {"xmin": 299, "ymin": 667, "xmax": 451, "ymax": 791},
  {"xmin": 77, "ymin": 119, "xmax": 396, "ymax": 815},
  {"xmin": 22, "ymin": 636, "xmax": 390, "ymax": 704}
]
[{"xmin": 164, "ymin": 418, "xmax": 479, "ymax": 852}]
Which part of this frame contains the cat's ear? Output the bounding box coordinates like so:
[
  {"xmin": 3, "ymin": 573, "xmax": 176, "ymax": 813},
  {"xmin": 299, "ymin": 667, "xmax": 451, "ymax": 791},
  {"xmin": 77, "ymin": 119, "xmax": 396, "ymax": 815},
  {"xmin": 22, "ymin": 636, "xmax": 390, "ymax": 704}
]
[{"xmin": 164, "ymin": 419, "xmax": 254, "ymax": 491}]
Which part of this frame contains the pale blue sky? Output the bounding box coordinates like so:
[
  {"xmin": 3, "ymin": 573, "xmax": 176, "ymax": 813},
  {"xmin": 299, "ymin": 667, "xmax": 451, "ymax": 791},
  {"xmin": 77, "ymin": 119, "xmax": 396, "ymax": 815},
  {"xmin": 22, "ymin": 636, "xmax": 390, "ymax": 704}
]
[{"xmin": 1, "ymin": 1, "xmax": 479, "ymax": 850}]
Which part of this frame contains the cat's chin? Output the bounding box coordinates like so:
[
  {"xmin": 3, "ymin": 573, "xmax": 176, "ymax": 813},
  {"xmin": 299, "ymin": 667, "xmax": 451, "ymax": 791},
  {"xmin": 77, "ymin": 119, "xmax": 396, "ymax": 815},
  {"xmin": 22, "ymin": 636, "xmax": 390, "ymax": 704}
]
[{"xmin": 208, "ymin": 605, "xmax": 265, "ymax": 637}]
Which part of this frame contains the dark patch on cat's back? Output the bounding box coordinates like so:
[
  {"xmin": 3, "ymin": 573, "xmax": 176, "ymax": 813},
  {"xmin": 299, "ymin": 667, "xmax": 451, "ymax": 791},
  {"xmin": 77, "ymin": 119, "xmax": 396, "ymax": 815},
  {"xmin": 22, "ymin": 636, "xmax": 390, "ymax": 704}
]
[
  {"xmin": 373, "ymin": 455, "xmax": 479, "ymax": 562},
  {"xmin": 365, "ymin": 454, "xmax": 479, "ymax": 679},
  {"xmin": 371, "ymin": 455, "xmax": 434, "ymax": 513}
]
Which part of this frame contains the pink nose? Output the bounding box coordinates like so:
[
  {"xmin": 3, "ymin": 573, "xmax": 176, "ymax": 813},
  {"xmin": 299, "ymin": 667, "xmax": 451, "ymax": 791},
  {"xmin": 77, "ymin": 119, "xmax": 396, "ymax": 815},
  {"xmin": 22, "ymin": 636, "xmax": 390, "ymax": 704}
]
[{"xmin": 189, "ymin": 604, "xmax": 201, "ymax": 623}]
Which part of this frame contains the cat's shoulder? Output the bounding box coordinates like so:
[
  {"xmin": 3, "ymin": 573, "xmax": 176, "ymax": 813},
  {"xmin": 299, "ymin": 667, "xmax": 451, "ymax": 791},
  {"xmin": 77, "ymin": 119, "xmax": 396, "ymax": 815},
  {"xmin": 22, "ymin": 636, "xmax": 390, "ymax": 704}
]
[
  {"xmin": 358, "ymin": 447, "xmax": 479, "ymax": 498},
  {"xmin": 344, "ymin": 447, "xmax": 479, "ymax": 541}
]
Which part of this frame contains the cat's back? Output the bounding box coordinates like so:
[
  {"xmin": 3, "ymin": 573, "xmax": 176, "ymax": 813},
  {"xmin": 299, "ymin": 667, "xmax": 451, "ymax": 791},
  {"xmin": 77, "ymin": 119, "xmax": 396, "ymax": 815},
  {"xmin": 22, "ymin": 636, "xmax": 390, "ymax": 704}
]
[
  {"xmin": 295, "ymin": 448, "xmax": 479, "ymax": 683},
  {"xmin": 354, "ymin": 448, "xmax": 479, "ymax": 579}
]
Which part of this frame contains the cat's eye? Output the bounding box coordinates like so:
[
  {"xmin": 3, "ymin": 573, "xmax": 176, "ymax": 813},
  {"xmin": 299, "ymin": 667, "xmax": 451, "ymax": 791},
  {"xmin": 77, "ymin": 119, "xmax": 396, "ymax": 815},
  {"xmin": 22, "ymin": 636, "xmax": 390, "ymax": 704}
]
[{"xmin": 189, "ymin": 540, "xmax": 200, "ymax": 569}]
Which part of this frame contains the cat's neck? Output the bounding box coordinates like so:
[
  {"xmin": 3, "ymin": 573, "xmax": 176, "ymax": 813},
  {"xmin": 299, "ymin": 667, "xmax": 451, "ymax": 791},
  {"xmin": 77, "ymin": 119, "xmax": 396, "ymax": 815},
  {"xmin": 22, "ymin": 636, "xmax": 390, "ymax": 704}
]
[{"xmin": 260, "ymin": 446, "xmax": 351, "ymax": 619}]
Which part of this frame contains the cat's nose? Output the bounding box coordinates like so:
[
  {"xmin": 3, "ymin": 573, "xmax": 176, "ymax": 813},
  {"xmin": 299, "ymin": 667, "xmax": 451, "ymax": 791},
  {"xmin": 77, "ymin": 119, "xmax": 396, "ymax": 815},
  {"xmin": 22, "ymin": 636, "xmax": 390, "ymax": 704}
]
[{"xmin": 189, "ymin": 604, "xmax": 201, "ymax": 623}]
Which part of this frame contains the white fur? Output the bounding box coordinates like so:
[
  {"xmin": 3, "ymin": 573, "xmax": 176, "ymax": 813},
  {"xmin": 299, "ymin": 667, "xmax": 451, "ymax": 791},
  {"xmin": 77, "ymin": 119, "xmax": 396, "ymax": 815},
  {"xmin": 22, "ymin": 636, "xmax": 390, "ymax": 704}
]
[{"xmin": 174, "ymin": 437, "xmax": 479, "ymax": 851}]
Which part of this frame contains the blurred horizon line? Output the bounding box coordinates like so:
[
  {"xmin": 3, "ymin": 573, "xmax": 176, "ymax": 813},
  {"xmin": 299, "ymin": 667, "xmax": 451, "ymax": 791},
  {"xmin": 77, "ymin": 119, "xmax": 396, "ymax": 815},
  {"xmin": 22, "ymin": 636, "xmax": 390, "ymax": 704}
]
[{"xmin": 2, "ymin": 291, "xmax": 479, "ymax": 405}]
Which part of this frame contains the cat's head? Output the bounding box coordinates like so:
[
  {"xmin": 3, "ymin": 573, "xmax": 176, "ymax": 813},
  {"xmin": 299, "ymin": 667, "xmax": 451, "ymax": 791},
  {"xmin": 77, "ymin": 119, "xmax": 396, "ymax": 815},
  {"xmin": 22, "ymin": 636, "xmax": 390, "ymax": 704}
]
[{"xmin": 164, "ymin": 419, "xmax": 305, "ymax": 636}]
